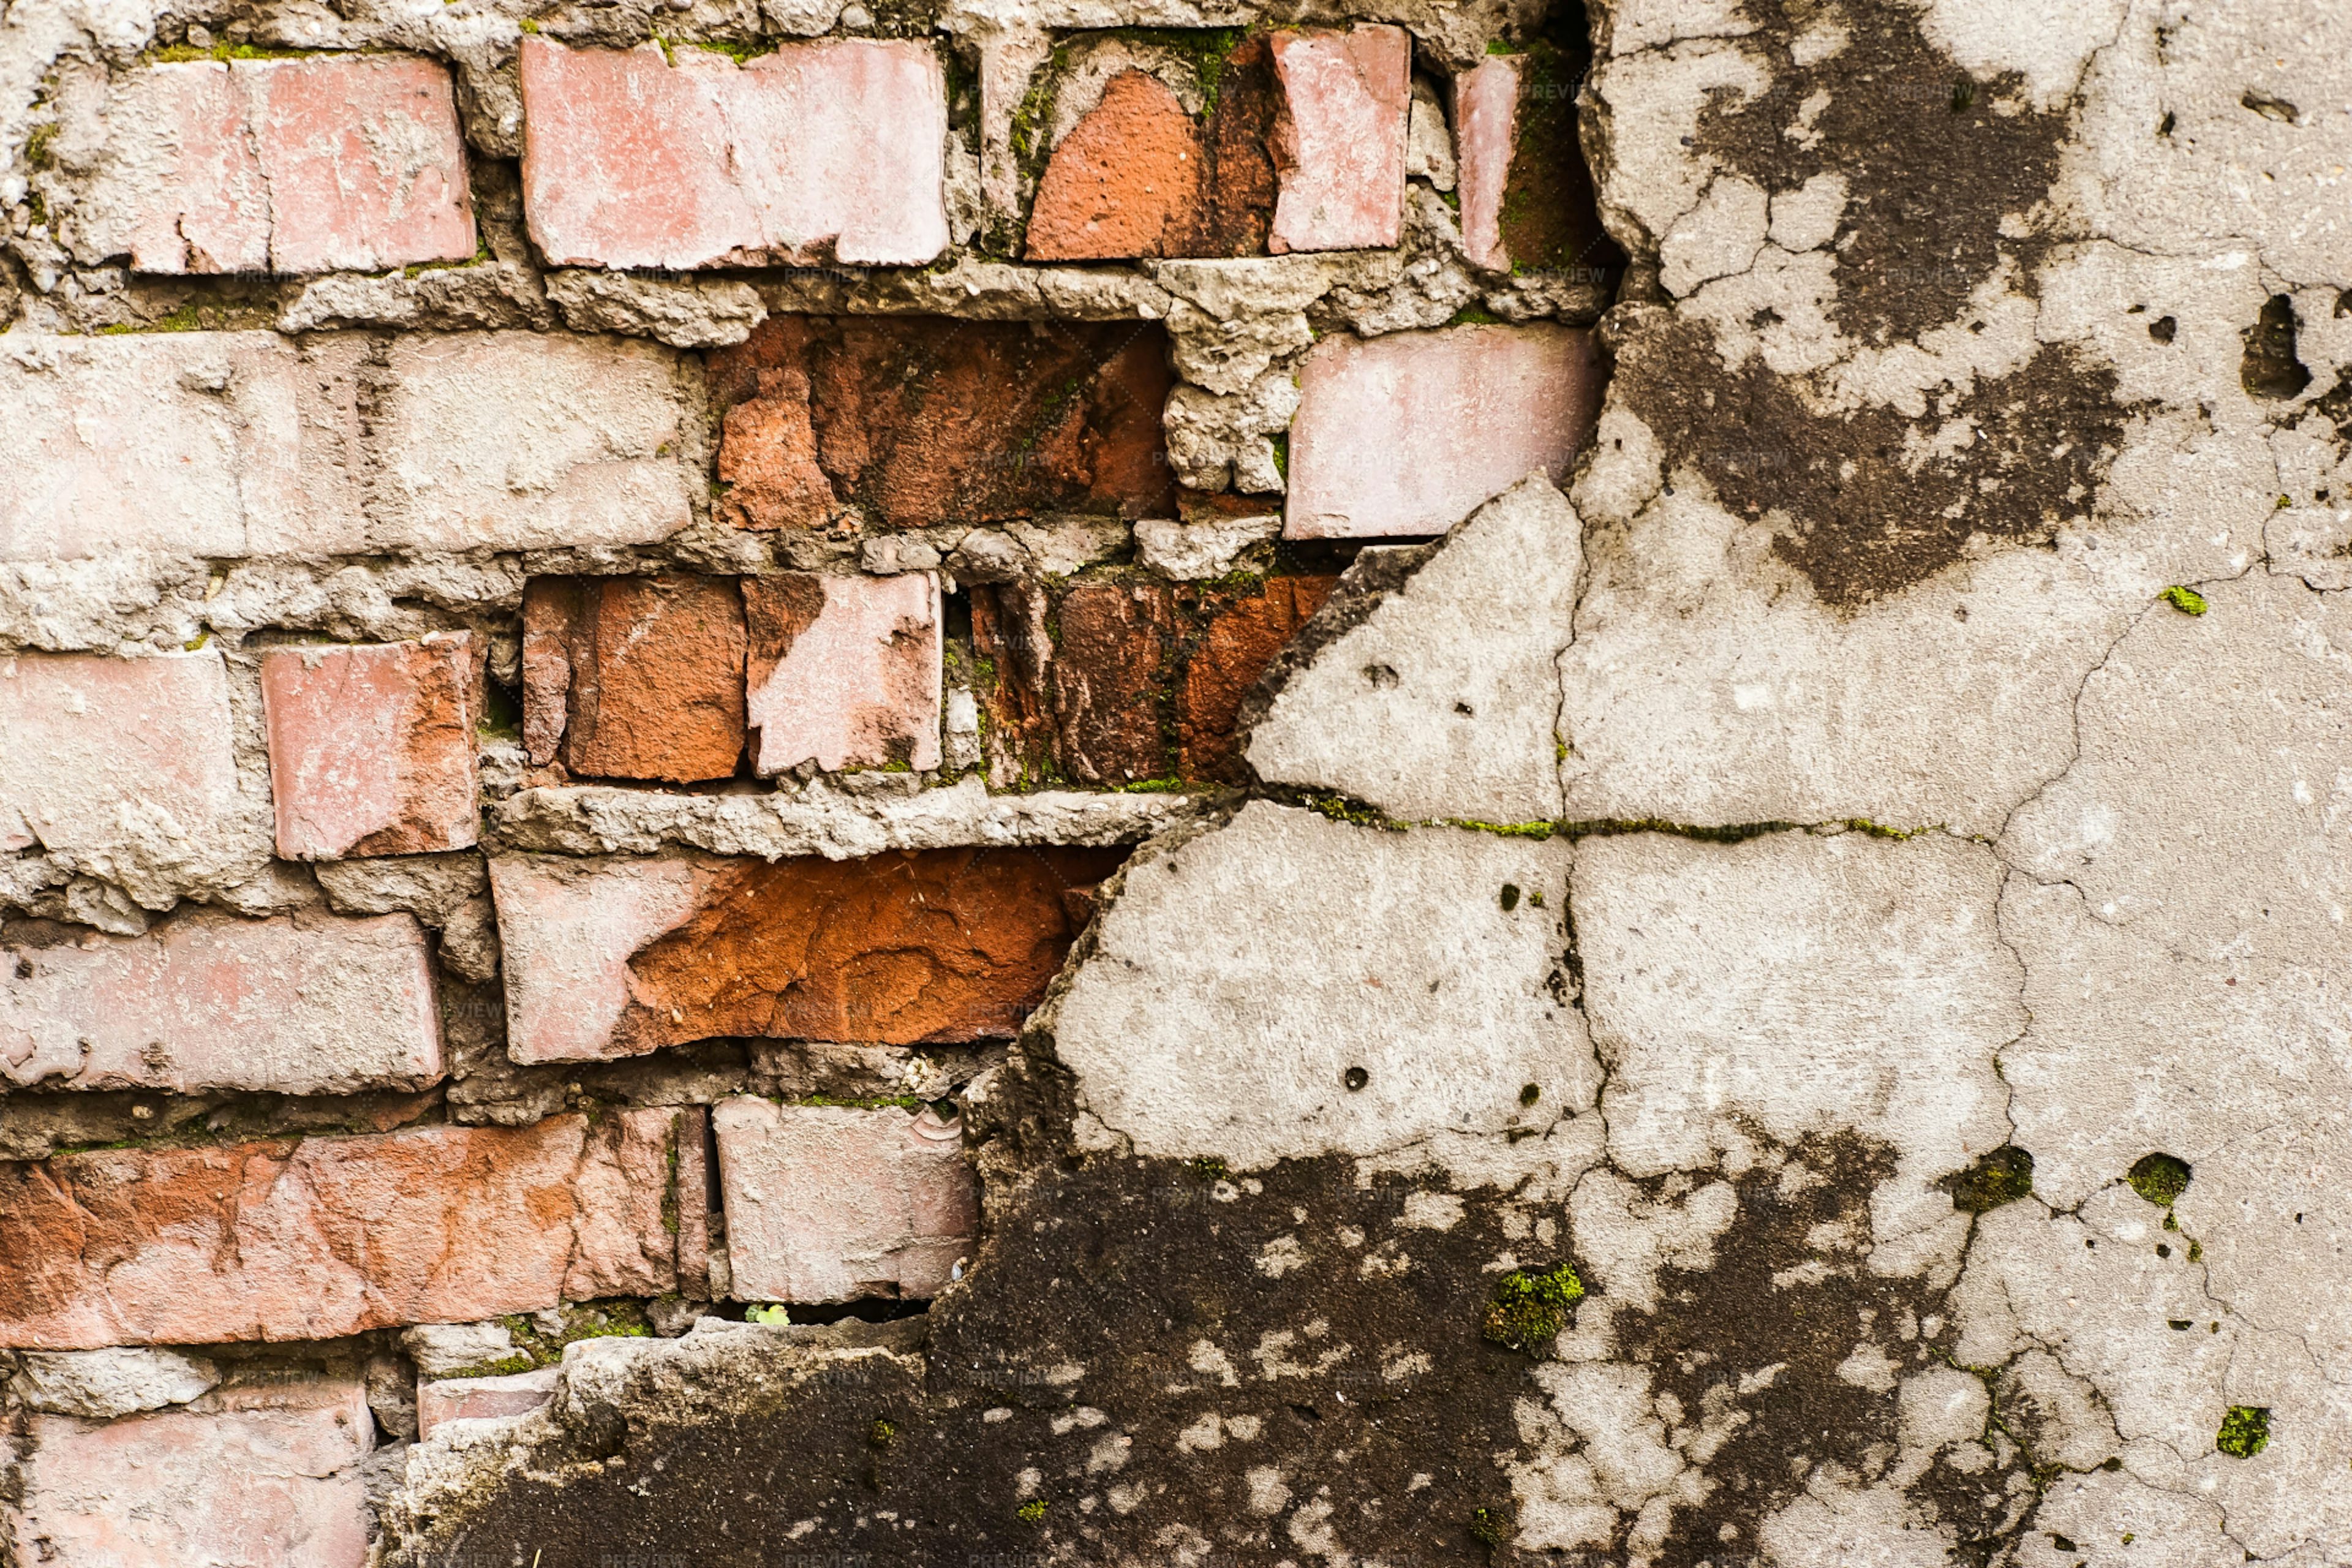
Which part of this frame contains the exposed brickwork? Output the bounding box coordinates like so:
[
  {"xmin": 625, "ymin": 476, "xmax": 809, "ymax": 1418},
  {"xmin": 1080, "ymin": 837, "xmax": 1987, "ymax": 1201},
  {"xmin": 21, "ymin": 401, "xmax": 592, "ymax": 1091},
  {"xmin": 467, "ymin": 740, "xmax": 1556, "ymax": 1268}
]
[
  {"xmin": 0, "ymin": 1112, "xmax": 684, "ymax": 1349},
  {"xmin": 1455, "ymin": 41, "xmax": 1617, "ymax": 277},
  {"xmin": 1267, "ymin": 26, "xmax": 1410, "ymax": 254},
  {"xmin": 713, "ymin": 1100, "xmax": 978, "ymax": 1303},
  {"xmin": 86, "ymin": 56, "xmax": 473, "ymax": 275},
  {"xmin": 11, "ymin": 1378, "xmax": 373, "ymax": 1567},
  {"xmin": 491, "ymin": 848, "xmax": 1122, "ymax": 1063},
  {"xmin": 261, "ymin": 636, "xmax": 480, "ymax": 860},
  {"xmin": 416, "ymin": 1369, "xmax": 557, "ymax": 1438},
  {"xmin": 520, "ymin": 37, "xmax": 948, "ymax": 270},
  {"xmin": 1285, "ymin": 323, "xmax": 1606, "ymax": 537},
  {"xmin": 745, "ymin": 572, "xmax": 942, "ymax": 775},
  {"xmin": 709, "ymin": 315, "xmax": 1177, "ymax": 529},
  {"xmin": 524, "ymin": 575, "xmax": 748, "ymax": 784},
  {"xmin": 1177, "ymin": 575, "xmax": 1336, "ymax": 778},
  {"xmin": 1, "ymin": 909, "xmax": 442, "ymax": 1095}
]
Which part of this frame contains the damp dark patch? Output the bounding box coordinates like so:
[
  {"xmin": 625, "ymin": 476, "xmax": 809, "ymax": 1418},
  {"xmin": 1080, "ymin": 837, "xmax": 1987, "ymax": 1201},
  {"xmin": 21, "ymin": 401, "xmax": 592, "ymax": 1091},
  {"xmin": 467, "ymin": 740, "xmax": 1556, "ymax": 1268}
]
[
  {"xmin": 1947, "ymin": 1145, "xmax": 2036, "ymax": 1213},
  {"xmin": 2126, "ymin": 1152, "xmax": 2191, "ymax": 1207},
  {"xmin": 2241, "ymin": 293, "xmax": 2312, "ymax": 400},
  {"xmin": 1605, "ymin": 1132, "xmax": 2043, "ymax": 1564},
  {"xmin": 377, "ymin": 1137, "xmax": 1568, "ymax": 1565},
  {"xmin": 1614, "ymin": 314, "xmax": 2134, "ymax": 605},
  {"xmin": 1686, "ymin": 0, "xmax": 2073, "ymax": 346}
]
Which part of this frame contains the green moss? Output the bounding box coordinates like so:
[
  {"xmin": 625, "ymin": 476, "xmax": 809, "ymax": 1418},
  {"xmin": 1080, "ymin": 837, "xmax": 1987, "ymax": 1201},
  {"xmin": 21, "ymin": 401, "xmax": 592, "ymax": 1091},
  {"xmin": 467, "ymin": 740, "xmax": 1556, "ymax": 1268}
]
[
  {"xmin": 692, "ymin": 37, "xmax": 778, "ymax": 61},
  {"xmin": 519, "ymin": 15, "xmax": 540, "ymax": 31},
  {"xmin": 786, "ymin": 1092, "xmax": 925, "ymax": 1110},
  {"xmin": 1484, "ymin": 38, "xmax": 1523, "ymax": 55},
  {"xmin": 869, "ymin": 1417, "xmax": 899, "ymax": 1448},
  {"xmin": 1103, "ymin": 28, "xmax": 1247, "ymax": 115},
  {"xmin": 1947, "ymin": 1145, "xmax": 2035, "ymax": 1213},
  {"xmin": 1447, "ymin": 304, "xmax": 1506, "ymax": 328},
  {"xmin": 149, "ymin": 40, "xmax": 318, "ymax": 62},
  {"xmin": 1842, "ymin": 818, "xmax": 1932, "ymax": 840},
  {"xmin": 1481, "ymin": 1262, "xmax": 1584, "ymax": 1352},
  {"xmin": 1449, "ymin": 818, "xmax": 1559, "ymax": 839},
  {"xmin": 445, "ymin": 1352, "xmax": 538, "ymax": 1379},
  {"xmin": 1469, "ymin": 1503, "xmax": 1514, "ymax": 1546},
  {"xmin": 1499, "ymin": 883, "xmax": 1521, "ymax": 911},
  {"xmin": 1303, "ymin": 792, "xmax": 1400, "ymax": 830},
  {"xmin": 1561, "ymin": 817, "xmax": 1800, "ymax": 844},
  {"xmin": 23, "ymin": 121, "xmax": 56, "ymax": 170},
  {"xmin": 2159, "ymin": 584, "xmax": 2209, "ymax": 616},
  {"xmin": 1187, "ymin": 1155, "xmax": 1229, "ymax": 1182},
  {"xmin": 1117, "ymin": 777, "xmax": 1189, "ymax": 793},
  {"xmin": 2127, "ymin": 1152, "xmax": 2192, "ymax": 1207},
  {"xmin": 1518, "ymin": 1083, "xmax": 1541, "ymax": 1107},
  {"xmin": 484, "ymin": 1303, "xmax": 653, "ymax": 1371},
  {"xmin": 1268, "ymin": 432, "xmax": 1289, "ymax": 481},
  {"xmin": 1015, "ymin": 1498, "xmax": 1049, "ymax": 1525},
  {"xmin": 2215, "ymin": 1405, "xmax": 2270, "ymax": 1458}
]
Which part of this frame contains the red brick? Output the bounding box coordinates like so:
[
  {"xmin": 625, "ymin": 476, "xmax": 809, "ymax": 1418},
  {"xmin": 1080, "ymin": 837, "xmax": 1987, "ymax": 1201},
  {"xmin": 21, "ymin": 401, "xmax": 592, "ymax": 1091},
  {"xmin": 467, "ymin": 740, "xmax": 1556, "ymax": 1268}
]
[
  {"xmin": 1454, "ymin": 42, "xmax": 1617, "ymax": 276},
  {"xmin": 745, "ymin": 573, "xmax": 943, "ymax": 774},
  {"xmin": 0, "ymin": 1112, "xmax": 685, "ymax": 1350},
  {"xmin": 708, "ymin": 316, "xmax": 1176, "ymax": 530},
  {"xmin": 101, "ymin": 57, "xmax": 473, "ymax": 275},
  {"xmin": 10, "ymin": 1378, "xmax": 372, "ymax": 1567},
  {"xmin": 1268, "ymin": 26, "xmax": 1410, "ymax": 254},
  {"xmin": 2, "ymin": 908, "xmax": 442, "ymax": 1096},
  {"xmin": 489, "ymin": 847, "xmax": 1125, "ymax": 1065},
  {"xmin": 522, "ymin": 575, "xmax": 747, "ymax": 783},
  {"xmin": 1284, "ymin": 323, "xmax": 1605, "ymax": 538},
  {"xmin": 1177, "ymin": 575, "xmax": 1338, "ymax": 780},
  {"xmin": 260, "ymin": 635, "xmax": 479, "ymax": 861},
  {"xmin": 1026, "ymin": 70, "xmax": 1205, "ymax": 261},
  {"xmin": 712, "ymin": 1099, "xmax": 976, "ymax": 1303},
  {"xmin": 519, "ymin": 37, "xmax": 948, "ymax": 270},
  {"xmin": 1052, "ymin": 582, "xmax": 1175, "ymax": 785},
  {"xmin": 416, "ymin": 1368, "xmax": 558, "ymax": 1438}
]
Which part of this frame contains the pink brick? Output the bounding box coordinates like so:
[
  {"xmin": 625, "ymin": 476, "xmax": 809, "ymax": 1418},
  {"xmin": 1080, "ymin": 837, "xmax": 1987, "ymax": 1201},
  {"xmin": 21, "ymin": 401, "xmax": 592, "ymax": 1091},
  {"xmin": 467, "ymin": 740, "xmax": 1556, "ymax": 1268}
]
[
  {"xmin": 488, "ymin": 853, "xmax": 712, "ymax": 1066},
  {"xmin": 1, "ymin": 908, "xmax": 442, "ymax": 1095},
  {"xmin": 520, "ymin": 37, "xmax": 948, "ymax": 270},
  {"xmin": 1268, "ymin": 26, "xmax": 1409, "ymax": 254},
  {"xmin": 261, "ymin": 635, "xmax": 480, "ymax": 860},
  {"xmin": 712, "ymin": 1098, "xmax": 978, "ymax": 1303},
  {"xmin": 1453, "ymin": 56, "xmax": 1518, "ymax": 272},
  {"xmin": 416, "ymin": 1368, "xmax": 558, "ymax": 1438},
  {"xmin": 745, "ymin": 572, "xmax": 943, "ymax": 775},
  {"xmin": 105, "ymin": 56, "xmax": 473, "ymax": 274},
  {"xmin": 9, "ymin": 1378, "xmax": 372, "ymax": 1568},
  {"xmin": 1284, "ymin": 323, "xmax": 1605, "ymax": 538},
  {"xmin": 0, "ymin": 650, "xmax": 254, "ymax": 897},
  {"xmin": 0, "ymin": 1111, "xmax": 686, "ymax": 1350}
]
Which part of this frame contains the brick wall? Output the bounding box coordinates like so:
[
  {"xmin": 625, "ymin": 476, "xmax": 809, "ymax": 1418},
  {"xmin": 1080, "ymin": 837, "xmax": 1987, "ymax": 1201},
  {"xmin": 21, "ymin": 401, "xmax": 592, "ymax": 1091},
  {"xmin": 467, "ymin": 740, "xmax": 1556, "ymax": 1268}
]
[{"xmin": 1, "ymin": 6, "xmax": 1609, "ymax": 1561}]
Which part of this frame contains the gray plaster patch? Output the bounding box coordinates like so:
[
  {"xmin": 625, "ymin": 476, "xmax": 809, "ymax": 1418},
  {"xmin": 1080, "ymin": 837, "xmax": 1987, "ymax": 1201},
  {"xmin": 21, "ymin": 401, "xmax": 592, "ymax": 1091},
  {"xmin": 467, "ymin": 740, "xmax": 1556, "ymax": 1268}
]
[{"xmin": 1040, "ymin": 801, "xmax": 1593, "ymax": 1169}]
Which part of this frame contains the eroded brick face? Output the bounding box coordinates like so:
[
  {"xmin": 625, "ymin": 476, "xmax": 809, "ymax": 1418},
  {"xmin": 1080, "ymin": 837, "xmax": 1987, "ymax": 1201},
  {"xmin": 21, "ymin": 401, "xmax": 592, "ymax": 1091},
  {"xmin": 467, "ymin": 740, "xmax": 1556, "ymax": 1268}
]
[
  {"xmin": 1267, "ymin": 27, "xmax": 1411, "ymax": 254},
  {"xmin": 0, "ymin": 1112, "xmax": 684, "ymax": 1349},
  {"xmin": 714, "ymin": 1100, "xmax": 978, "ymax": 1303},
  {"xmin": 261, "ymin": 635, "xmax": 480, "ymax": 860},
  {"xmin": 524, "ymin": 575, "xmax": 748, "ymax": 783},
  {"xmin": 709, "ymin": 315, "xmax": 1177, "ymax": 529},
  {"xmin": 973, "ymin": 573, "xmax": 1336, "ymax": 786},
  {"xmin": 491, "ymin": 848, "xmax": 1123, "ymax": 1063},
  {"xmin": 745, "ymin": 573, "xmax": 943, "ymax": 774}
]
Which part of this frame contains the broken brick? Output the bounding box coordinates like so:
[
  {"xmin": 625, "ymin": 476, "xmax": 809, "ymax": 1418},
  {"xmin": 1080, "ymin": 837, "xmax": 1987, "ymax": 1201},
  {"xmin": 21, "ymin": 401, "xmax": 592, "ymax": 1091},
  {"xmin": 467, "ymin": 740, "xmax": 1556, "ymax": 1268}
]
[
  {"xmin": 522, "ymin": 575, "xmax": 747, "ymax": 784},
  {"xmin": 489, "ymin": 848, "xmax": 1125, "ymax": 1064},
  {"xmin": 416, "ymin": 1369, "xmax": 559, "ymax": 1438},
  {"xmin": 1455, "ymin": 42, "xmax": 1618, "ymax": 276},
  {"xmin": 708, "ymin": 316, "xmax": 1176, "ymax": 530},
  {"xmin": 260, "ymin": 635, "xmax": 480, "ymax": 861},
  {"xmin": 1267, "ymin": 26, "xmax": 1411, "ymax": 254},
  {"xmin": 1177, "ymin": 575, "xmax": 1337, "ymax": 781},
  {"xmin": 1052, "ymin": 581, "xmax": 1178, "ymax": 785},
  {"xmin": 713, "ymin": 1099, "xmax": 978, "ymax": 1303},
  {"xmin": 0, "ymin": 1112, "xmax": 684, "ymax": 1349},
  {"xmin": 745, "ymin": 573, "xmax": 943, "ymax": 775}
]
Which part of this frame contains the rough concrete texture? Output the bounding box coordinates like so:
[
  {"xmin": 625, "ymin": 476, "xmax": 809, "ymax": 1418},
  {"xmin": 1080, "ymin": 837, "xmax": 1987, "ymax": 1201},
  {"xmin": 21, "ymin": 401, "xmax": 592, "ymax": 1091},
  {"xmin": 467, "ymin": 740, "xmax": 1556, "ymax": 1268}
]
[
  {"xmin": 5, "ymin": 0, "xmax": 2348, "ymax": 1561},
  {"xmin": 7, "ymin": 1346, "xmax": 219, "ymax": 1420}
]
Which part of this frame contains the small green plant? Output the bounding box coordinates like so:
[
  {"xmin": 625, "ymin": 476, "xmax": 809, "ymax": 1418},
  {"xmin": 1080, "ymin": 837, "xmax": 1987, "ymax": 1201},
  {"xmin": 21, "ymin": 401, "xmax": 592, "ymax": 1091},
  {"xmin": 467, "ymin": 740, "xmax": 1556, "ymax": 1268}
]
[
  {"xmin": 1482, "ymin": 1263, "xmax": 1585, "ymax": 1352},
  {"xmin": 869, "ymin": 1417, "xmax": 897, "ymax": 1449},
  {"xmin": 1015, "ymin": 1498, "xmax": 1048, "ymax": 1525},
  {"xmin": 745, "ymin": 1303, "xmax": 792, "ymax": 1324},
  {"xmin": 2127, "ymin": 1152, "xmax": 2192, "ymax": 1207},
  {"xmin": 1947, "ymin": 1145, "xmax": 2035, "ymax": 1213},
  {"xmin": 1188, "ymin": 1156, "xmax": 1229, "ymax": 1182},
  {"xmin": 2159, "ymin": 584, "xmax": 2208, "ymax": 616},
  {"xmin": 2215, "ymin": 1405, "xmax": 2270, "ymax": 1458},
  {"xmin": 1469, "ymin": 1504, "xmax": 1514, "ymax": 1546}
]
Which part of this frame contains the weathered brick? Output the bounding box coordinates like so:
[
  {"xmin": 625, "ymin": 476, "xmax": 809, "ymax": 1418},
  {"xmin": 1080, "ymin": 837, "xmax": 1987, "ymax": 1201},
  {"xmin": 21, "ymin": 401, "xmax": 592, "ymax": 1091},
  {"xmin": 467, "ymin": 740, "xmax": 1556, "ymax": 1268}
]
[
  {"xmin": 1177, "ymin": 575, "xmax": 1337, "ymax": 780},
  {"xmin": 523, "ymin": 575, "xmax": 747, "ymax": 783},
  {"xmin": 10, "ymin": 1378, "xmax": 372, "ymax": 1567},
  {"xmin": 713, "ymin": 1099, "xmax": 977, "ymax": 1303},
  {"xmin": 79, "ymin": 56, "xmax": 473, "ymax": 275},
  {"xmin": 1, "ymin": 908, "xmax": 442, "ymax": 1095},
  {"xmin": 520, "ymin": 37, "xmax": 948, "ymax": 270},
  {"xmin": 0, "ymin": 649, "xmax": 263, "ymax": 902},
  {"xmin": 261, "ymin": 635, "xmax": 479, "ymax": 860},
  {"xmin": 1052, "ymin": 582, "xmax": 1177, "ymax": 785},
  {"xmin": 490, "ymin": 848, "xmax": 1123, "ymax": 1064},
  {"xmin": 745, "ymin": 573, "xmax": 942, "ymax": 774},
  {"xmin": 1453, "ymin": 42, "xmax": 1616, "ymax": 276},
  {"xmin": 1268, "ymin": 26, "xmax": 1410, "ymax": 254},
  {"xmin": 0, "ymin": 1112, "xmax": 684, "ymax": 1349},
  {"xmin": 0, "ymin": 331, "xmax": 692, "ymax": 561},
  {"xmin": 0, "ymin": 333, "xmax": 364, "ymax": 562},
  {"xmin": 1284, "ymin": 324, "xmax": 1605, "ymax": 538},
  {"xmin": 368, "ymin": 333, "xmax": 698, "ymax": 552},
  {"xmin": 416, "ymin": 1368, "xmax": 559, "ymax": 1438},
  {"xmin": 708, "ymin": 315, "xmax": 1175, "ymax": 530}
]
